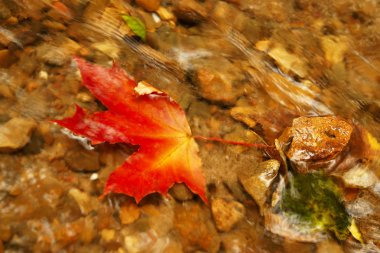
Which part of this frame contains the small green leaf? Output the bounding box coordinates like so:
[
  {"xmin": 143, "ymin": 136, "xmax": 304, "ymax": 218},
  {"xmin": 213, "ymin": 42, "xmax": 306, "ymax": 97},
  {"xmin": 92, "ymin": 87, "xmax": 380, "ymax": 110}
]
[{"xmin": 122, "ymin": 15, "xmax": 146, "ymax": 40}]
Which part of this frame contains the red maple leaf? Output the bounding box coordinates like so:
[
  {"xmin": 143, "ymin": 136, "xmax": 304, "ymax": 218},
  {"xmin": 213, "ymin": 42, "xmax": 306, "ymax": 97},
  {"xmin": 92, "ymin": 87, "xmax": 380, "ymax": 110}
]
[{"xmin": 53, "ymin": 58, "xmax": 206, "ymax": 203}]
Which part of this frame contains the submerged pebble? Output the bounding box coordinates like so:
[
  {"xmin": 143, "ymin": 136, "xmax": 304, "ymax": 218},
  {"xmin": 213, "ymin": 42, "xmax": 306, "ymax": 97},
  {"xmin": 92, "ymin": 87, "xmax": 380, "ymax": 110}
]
[
  {"xmin": 239, "ymin": 159, "xmax": 280, "ymax": 214},
  {"xmin": 136, "ymin": 0, "xmax": 161, "ymax": 12},
  {"xmin": 211, "ymin": 198, "xmax": 245, "ymax": 232},
  {"xmin": 36, "ymin": 43, "xmax": 70, "ymax": 66},
  {"xmin": 64, "ymin": 146, "xmax": 100, "ymax": 172},
  {"xmin": 0, "ymin": 118, "xmax": 36, "ymax": 152}
]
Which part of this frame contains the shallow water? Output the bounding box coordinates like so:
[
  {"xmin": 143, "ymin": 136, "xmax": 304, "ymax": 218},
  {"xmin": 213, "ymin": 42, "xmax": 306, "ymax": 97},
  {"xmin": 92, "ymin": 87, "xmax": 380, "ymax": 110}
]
[{"xmin": 0, "ymin": 0, "xmax": 380, "ymax": 252}]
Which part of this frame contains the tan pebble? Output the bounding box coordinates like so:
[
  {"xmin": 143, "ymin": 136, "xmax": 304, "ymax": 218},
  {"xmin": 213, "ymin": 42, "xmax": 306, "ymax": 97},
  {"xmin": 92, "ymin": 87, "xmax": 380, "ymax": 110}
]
[
  {"xmin": 91, "ymin": 40, "xmax": 120, "ymax": 59},
  {"xmin": 101, "ymin": 229, "xmax": 115, "ymax": 242},
  {"xmin": 68, "ymin": 188, "xmax": 97, "ymax": 215},
  {"xmin": 174, "ymin": 203, "xmax": 221, "ymax": 252},
  {"xmin": 78, "ymin": 47, "xmax": 91, "ymax": 57},
  {"xmin": 5, "ymin": 16, "xmax": 18, "ymax": 25},
  {"xmin": 0, "ymin": 84, "xmax": 13, "ymax": 98},
  {"xmin": 117, "ymin": 248, "xmax": 126, "ymax": 253},
  {"xmin": 0, "ymin": 118, "xmax": 37, "ymax": 152},
  {"xmin": 61, "ymin": 38, "xmax": 81, "ymax": 54},
  {"xmin": 0, "ymin": 33, "xmax": 10, "ymax": 47},
  {"xmin": 211, "ymin": 198, "xmax": 245, "ymax": 232},
  {"xmin": 156, "ymin": 6, "xmax": 175, "ymax": 21},
  {"xmin": 42, "ymin": 20, "xmax": 66, "ymax": 31},
  {"xmin": 26, "ymin": 81, "xmax": 40, "ymax": 92},
  {"xmin": 316, "ymin": 240, "xmax": 344, "ymax": 253},
  {"xmin": 0, "ymin": 225, "xmax": 11, "ymax": 242},
  {"xmin": 230, "ymin": 106, "xmax": 257, "ymax": 128},
  {"xmin": 170, "ymin": 183, "xmax": 194, "ymax": 201},
  {"xmin": 141, "ymin": 204, "xmax": 160, "ymax": 217},
  {"xmin": 38, "ymin": 70, "xmax": 48, "ymax": 80},
  {"xmin": 162, "ymin": 241, "xmax": 183, "ymax": 253},
  {"xmin": 8, "ymin": 185, "xmax": 22, "ymax": 196},
  {"xmin": 168, "ymin": 20, "xmax": 176, "ymax": 27},
  {"xmin": 119, "ymin": 202, "xmax": 140, "ymax": 225},
  {"xmin": 76, "ymin": 92, "xmax": 94, "ymax": 102},
  {"xmin": 239, "ymin": 159, "xmax": 280, "ymax": 214},
  {"xmin": 80, "ymin": 218, "xmax": 96, "ymax": 244}
]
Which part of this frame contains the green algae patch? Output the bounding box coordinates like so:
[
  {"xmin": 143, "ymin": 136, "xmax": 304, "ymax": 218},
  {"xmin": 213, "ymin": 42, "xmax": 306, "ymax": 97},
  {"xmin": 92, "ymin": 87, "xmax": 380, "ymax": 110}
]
[{"xmin": 281, "ymin": 172, "xmax": 351, "ymax": 240}]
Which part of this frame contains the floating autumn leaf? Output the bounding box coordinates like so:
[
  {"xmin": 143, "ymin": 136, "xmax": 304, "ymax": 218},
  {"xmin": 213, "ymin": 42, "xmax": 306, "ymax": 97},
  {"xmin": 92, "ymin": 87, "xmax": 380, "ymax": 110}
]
[{"xmin": 53, "ymin": 58, "xmax": 206, "ymax": 203}]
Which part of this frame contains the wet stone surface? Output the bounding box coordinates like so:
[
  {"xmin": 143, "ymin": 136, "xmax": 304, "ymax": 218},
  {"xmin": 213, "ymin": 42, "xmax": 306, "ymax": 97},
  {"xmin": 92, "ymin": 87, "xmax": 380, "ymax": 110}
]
[
  {"xmin": 239, "ymin": 159, "xmax": 280, "ymax": 213},
  {"xmin": 211, "ymin": 198, "xmax": 245, "ymax": 232},
  {"xmin": 279, "ymin": 116, "xmax": 353, "ymax": 173},
  {"xmin": 174, "ymin": 202, "xmax": 221, "ymax": 253},
  {"xmin": 64, "ymin": 146, "xmax": 100, "ymax": 172},
  {"xmin": 0, "ymin": 117, "xmax": 37, "ymax": 152}
]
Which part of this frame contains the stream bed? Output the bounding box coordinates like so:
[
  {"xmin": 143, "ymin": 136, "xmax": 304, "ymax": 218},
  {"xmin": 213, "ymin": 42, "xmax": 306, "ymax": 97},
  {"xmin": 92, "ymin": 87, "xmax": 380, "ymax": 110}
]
[{"xmin": 0, "ymin": 0, "xmax": 380, "ymax": 252}]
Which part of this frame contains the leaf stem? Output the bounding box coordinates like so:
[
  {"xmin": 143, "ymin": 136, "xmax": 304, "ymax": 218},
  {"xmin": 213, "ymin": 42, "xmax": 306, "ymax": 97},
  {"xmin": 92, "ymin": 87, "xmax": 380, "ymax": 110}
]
[{"xmin": 193, "ymin": 135, "xmax": 274, "ymax": 149}]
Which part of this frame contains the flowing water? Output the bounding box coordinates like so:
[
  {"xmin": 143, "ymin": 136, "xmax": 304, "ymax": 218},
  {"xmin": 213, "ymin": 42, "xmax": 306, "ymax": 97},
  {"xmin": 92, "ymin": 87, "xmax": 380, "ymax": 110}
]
[{"xmin": 0, "ymin": 0, "xmax": 380, "ymax": 252}]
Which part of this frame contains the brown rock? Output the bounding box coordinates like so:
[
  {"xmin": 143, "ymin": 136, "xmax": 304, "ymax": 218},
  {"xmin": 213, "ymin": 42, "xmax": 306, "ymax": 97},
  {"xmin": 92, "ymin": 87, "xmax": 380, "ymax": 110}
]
[
  {"xmin": 230, "ymin": 106, "xmax": 257, "ymax": 128},
  {"xmin": 68, "ymin": 188, "xmax": 98, "ymax": 215},
  {"xmin": 50, "ymin": 217, "xmax": 96, "ymax": 246},
  {"xmin": 119, "ymin": 201, "xmax": 140, "ymax": 225},
  {"xmin": 156, "ymin": 6, "xmax": 176, "ymax": 21},
  {"xmin": 283, "ymin": 239, "xmax": 318, "ymax": 253},
  {"xmin": 256, "ymin": 40, "xmax": 308, "ymax": 78},
  {"xmin": 42, "ymin": 20, "xmax": 67, "ymax": 31},
  {"xmin": 36, "ymin": 43, "xmax": 70, "ymax": 66},
  {"xmin": 211, "ymin": 1, "xmax": 237, "ymax": 24},
  {"xmin": 342, "ymin": 164, "xmax": 377, "ymax": 188},
  {"xmin": 139, "ymin": 200, "xmax": 175, "ymax": 237},
  {"xmin": 190, "ymin": 57, "xmax": 245, "ymax": 105},
  {"xmin": 0, "ymin": 2, "xmax": 10, "ymax": 20},
  {"xmin": 0, "ymin": 50, "xmax": 13, "ymax": 68},
  {"xmin": 136, "ymin": 0, "xmax": 160, "ymax": 12},
  {"xmin": 5, "ymin": 16, "xmax": 18, "ymax": 25},
  {"xmin": 211, "ymin": 198, "xmax": 245, "ymax": 232},
  {"xmin": 100, "ymin": 229, "xmax": 115, "ymax": 242},
  {"xmin": 0, "ymin": 224, "xmax": 11, "ymax": 242},
  {"xmin": 264, "ymin": 210, "xmax": 326, "ymax": 243},
  {"xmin": 221, "ymin": 232, "xmax": 250, "ymax": 253},
  {"xmin": 162, "ymin": 241, "xmax": 183, "ymax": 253},
  {"xmin": 169, "ymin": 183, "xmax": 194, "ymax": 201},
  {"xmin": 0, "ymin": 117, "xmax": 37, "ymax": 152},
  {"xmin": 64, "ymin": 147, "xmax": 100, "ymax": 172},
  {"xmin": 239, "ymin": 159, "xmax": 280, "ymax": 214},
  {"xmin": 174, "ymin": 202, "xmax": 220, "ymax": 253},
  {"xmin": 17, "ymin": 51, "xmax": 38, "ymax": 75},
  {"xmin": 91, "ymin": 40, "xmax": 120, "ymax": 59},
  {"xmin": 278, "ymin": 116, "xmax": 353, "ymax": 173},
  {"xmin": 173, "ymin": 0, "xmax": 207, "ymax": 24},
  {"xmin": 0, "ymin": 84, "xmax": 13, "ymax": 99},
  {"xmin": 0, "ymin": 33, "xmax": 10, "ymax": 47},
  {"xmin": 316, "ymin": 240, "xmax": 344, "ymax": 253}
]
